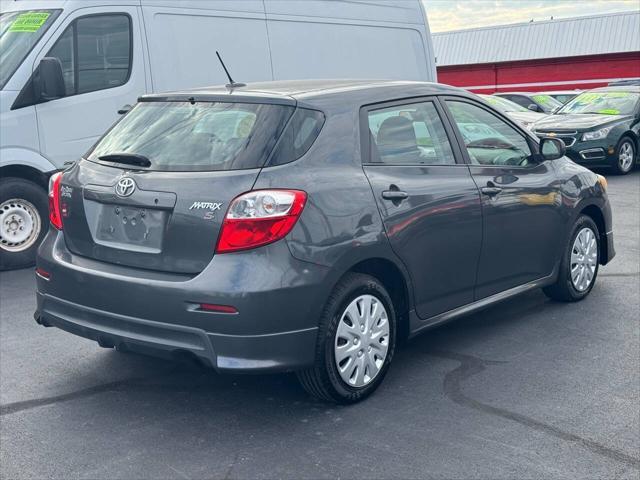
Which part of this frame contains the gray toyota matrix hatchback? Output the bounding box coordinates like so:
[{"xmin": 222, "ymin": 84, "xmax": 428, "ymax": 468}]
[{"xmin": 36, "ymin": 80, "xmax": 615, "ymax": 403}]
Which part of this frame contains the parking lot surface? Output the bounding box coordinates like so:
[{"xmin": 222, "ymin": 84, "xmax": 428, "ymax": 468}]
[{"xmin": 1, "ymin": 172, "xmax": 638, "ymax": 480}]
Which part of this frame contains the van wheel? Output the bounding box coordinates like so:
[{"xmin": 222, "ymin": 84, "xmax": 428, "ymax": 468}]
[
  {"xmin": 611, "ymin": 137, "xmax": 635, "ymax": 175},
  {"xmin": 543, "ymin": 215, "xmax": 599, "ymax": 302},
  {"xmin": 297, "ymin": 273, "xmax": 396, "ymax": 403},
  {"xmin": 0, "ymin": 178, "xmax": 49, "ymax": 271}
]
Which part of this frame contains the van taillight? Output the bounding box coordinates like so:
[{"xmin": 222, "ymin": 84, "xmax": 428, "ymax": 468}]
[
  {"xmin": 216, "ymin": 190, "xmax": 307, "ymax": 253},
  {"xmin": 48, "ymin": 172, "xmax": 63, "ymax": 230}
]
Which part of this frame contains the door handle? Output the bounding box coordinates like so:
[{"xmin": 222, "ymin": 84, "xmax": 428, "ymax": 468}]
[
  {"xmin": 382, "ymin": 190, "xmax": 409, "ymax": 201},
  {"xmin": 481, "ymin": 186, "xmax": 502, "ymax": 196},
  {"xmin": 117, "ymin": 104, "xmax": 132, "ymax": 115}
]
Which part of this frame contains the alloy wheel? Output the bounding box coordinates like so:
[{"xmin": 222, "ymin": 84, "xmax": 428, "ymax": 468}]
[
  {"xmin": 570, "ymin": 227, "xmax": 598, "ymax": 292},
  {"xmin": 618, "ymin": 141, "xmax": 635, "ymax": 173},
  {"xmin": 334, "ymin": 294, "xmax": 390, "ymax": 388}
]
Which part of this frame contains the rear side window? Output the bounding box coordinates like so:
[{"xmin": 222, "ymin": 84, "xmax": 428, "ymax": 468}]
[
  {"xmin": 366, "ymin": 100, "xmax": 456, "ymax": 165},
  {"xmin": 268, "ymin": 108, "xmax": 325, "ymax": 166},
  {"xmin": 45, "ymin": 14, "xmax": 131, "ymax": 96},
  {"xmin": 87, "ymin": 101, "xmax": 294, "ymax": 171}
]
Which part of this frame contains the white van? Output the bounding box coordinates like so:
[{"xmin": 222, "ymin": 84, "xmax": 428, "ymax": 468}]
[{"xmin": 0, "ymin": 0, "xmax": 436, "ymax": 268}]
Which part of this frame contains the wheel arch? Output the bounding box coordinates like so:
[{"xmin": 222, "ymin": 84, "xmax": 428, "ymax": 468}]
[
  {"xmin": 343, "ymin": 257, "xmax": 412, "ymax": 342},
  {"xmin": 579, "ymin": 203, "xmax": 608, "ymax": 265},
  {"xmin": 0, "ymin": 164, "xmax": 51, "ymax": 190},
  {"xmin": 0, "ymin": 149, "xmax": 58, "ymax": 190},
  {"xmin": 619, "ymin": 131, "xmax": 638, "ymax": 159}
]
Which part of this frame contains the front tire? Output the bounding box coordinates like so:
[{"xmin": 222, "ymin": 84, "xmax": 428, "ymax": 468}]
[
  {"xmin": 543, "ymin": 215, "xmax": 600, "ymax": 302},
  {"xmin": 0, "ymin": 178, "xmax": 49, "ymax": 271},
  {"xmin": 611, "ymin": 136, "xmax": 636, "ymax": 175},
  {"xmin": 297, "ymin": 273, "xmax": 397, "ymax": 404}
]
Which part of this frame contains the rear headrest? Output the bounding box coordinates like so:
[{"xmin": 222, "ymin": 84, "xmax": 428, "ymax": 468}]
[{"xmin": 377, "ymin": 116, "xmax": 417, "ymax": 149}]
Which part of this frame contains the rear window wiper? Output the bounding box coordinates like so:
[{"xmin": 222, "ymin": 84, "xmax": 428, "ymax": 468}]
[{"xmin": 98, "ymin": 153, "xmax": 151, "ymax": 168}]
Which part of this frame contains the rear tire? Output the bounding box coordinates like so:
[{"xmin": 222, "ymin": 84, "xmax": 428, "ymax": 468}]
[
  {"xmin": 543, "ymin": 215, "xmax": 599, "ymax": 302},
  {"xmin": 0, "ymin": 178, "xmax": 49, "ymax": 271},
  {"xmin": 611, "ymin": 136, "xmax": 636, "ymax": 175},
  {"xmin": 297, "ymin": 273, "xmax": 396, "ymax": 404}
]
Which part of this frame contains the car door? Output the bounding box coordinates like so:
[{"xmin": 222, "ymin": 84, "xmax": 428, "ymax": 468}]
[
  {"xmin": 361, "ymin": 97, "xmax": 482, "ymax": 320},
  {"xmin": 33, "ymin": 7, "xmax": 146, "ymax": 166},
  {"xmin": 442, "ymin": 97, "xmax": 565, "ymax": 300}
]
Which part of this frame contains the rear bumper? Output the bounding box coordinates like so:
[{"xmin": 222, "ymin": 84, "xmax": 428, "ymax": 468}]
[
  {"xmin": 35, "ymin": 293, "xmax": 317, "ymax": 372},
  {"xmin": 36, "ymin": 231, "xmax": 330, "ymax": 373}
]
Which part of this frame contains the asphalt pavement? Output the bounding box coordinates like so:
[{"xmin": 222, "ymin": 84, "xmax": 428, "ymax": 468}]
[{"xmin": 1, "ymin": 171, "xmax": 638, "ymax": 479}]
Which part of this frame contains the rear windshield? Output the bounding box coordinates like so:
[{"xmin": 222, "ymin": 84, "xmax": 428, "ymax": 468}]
[{"xmin": 87, "ymin": 101, "xmax": 294, "ymax": 171}]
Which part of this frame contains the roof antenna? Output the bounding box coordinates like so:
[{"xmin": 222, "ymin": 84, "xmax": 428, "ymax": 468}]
[{"xmin": 216, "ymin": 51, "xmax": 246, "ymax": 90}]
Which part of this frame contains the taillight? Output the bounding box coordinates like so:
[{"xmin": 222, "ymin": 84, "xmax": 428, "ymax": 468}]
[
  {"xmin": 48, "ymin": 172, "xmax": 63, "ymax": 230},
  {"xmin": 216, "ymin": 190, "xmax": 307, "ymax": 253}
]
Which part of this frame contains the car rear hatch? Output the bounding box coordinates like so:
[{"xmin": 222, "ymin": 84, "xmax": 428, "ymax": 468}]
[{"xmin": 58, "ymin": 96, "xmax": 295, "ymax": 274}]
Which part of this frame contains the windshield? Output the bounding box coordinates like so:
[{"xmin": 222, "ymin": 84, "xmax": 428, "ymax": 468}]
[
  {"xmin": 480, "ymin": 95, "xmax": 529, "ymax": 113},
  {"xmin": 530, "ymin": 94, "xmax": 563, "ymax": 112},
  {"xmin": 0, "ymin": 9, "xmax": 60, "ymax": 89},
  {"xmin": 549, "ymin": 93, "xmax": 578, "ymax": 104},
  {"xmin": 87, "ymin": 101, "xmax": 295, "ymax": 171},
  {"xmin": 558, "ymin": 91, "xmax": 640, "ymax": 115}
]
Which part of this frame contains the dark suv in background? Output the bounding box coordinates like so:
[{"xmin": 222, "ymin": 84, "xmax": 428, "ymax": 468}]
[
  {"xmin": 534, "ymin": 86, "xmax": 640, "ymax": 174},
  {"xmin": 36, "ymin": 80, "xmax": 615, "ymax": 403}
]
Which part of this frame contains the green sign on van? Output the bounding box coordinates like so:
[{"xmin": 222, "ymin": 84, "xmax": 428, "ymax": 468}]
[{"xmin": 8, "ymin": 12, "xmax": 51, "ymax": 33}]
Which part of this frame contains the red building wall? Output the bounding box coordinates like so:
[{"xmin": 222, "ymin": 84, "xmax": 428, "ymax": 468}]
[{"xmin": 436, "ymin": 52, "xmax": 640, "ymax": 93}]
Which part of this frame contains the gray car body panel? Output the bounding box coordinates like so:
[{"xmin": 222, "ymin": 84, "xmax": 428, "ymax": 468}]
[{"xmin": 35, "ymin": 80, "xmax": 615, "ymax": 372}]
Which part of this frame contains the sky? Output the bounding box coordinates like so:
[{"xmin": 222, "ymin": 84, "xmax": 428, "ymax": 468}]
[{"xmin": 424, "ymin": 0, "xmax": 640, "ymax": 32}]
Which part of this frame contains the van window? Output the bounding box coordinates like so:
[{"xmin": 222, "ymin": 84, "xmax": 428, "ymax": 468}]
[
  {"xmin": 0, "ymin": 9, "xmax": 61, "ymax": 89},
  {"xmin": 87, "ymin": 101, "xmax": 294, "ymax": 172},
  {"xmin": 45, "ymin": 14, "xmax": 131, "ymax": 97},
  {"xmin": 268, "ymin": 108, "xmax": 325, "ymax": 166}
]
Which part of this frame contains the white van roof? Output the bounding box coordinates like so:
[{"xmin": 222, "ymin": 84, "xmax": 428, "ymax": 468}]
[
  {"xmin": 1, "ymin": 0, "xmax": 139, "ymax": 12},
  {"xmin": 3, "ymin": 0, "xmax": 427, "ymax": 25}
]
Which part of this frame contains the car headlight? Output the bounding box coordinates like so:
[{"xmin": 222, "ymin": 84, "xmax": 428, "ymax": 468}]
[
  {"xmin": 596, "ymin": 174, "xmax": 608, "ymax": 192},
  {"xmin": 520, "ymin": 121, "xmax": 534, "ymax": 130},
  {"xmin": 582, "ymin": 126, "xmax": 613, "ymax": 141}
]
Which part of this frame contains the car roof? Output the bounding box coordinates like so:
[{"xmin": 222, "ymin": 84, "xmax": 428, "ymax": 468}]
[
  {"xmin": 139, "ymin": 79, "xmax": 468, "ymax": 110},
  {"xmin": 588, "ymin": 85, "xmax": 640, "ymax": 93},
  {"xmin": 495, "ymin": 92, "xmax": 536, "ymax": 96}
]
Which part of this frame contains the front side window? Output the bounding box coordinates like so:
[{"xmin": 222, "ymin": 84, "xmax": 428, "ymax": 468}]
[
  {"xmin": 367, "ymin": 101, "xmax": 456, "ymax": 165},
  {"xmin": 530, "ymin": 94, "xmax": 563, "ymax": 112},
  {"xmin": 480, "ymin": 95, "xmax": 529, "ymax": 113},
  {"xmin": 446, "ymin": 100, "xmax": 534, "ymax": 167},
  {"xmin": 0, "ymin": 9, "xmax": 60, "ymax": 88},
  {"xmin": 87, "ymin": 101, "xmax": 294, "ymax": 172},
  {"xmin": 501, "ymin": 95, "xmax": 529, "ymax": 108},
  {"xmin": 44, "ymin": 14, "xmax": 131, "ymax": 97}
]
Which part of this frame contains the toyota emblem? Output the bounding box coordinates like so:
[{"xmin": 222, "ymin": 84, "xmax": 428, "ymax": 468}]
[{"xmin": 115, "ymin": 177, "xmax": 136, "ymax": 197}]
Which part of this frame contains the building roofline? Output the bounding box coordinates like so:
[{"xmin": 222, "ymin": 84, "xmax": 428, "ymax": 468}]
[{"xmin": 432, "ymin": 10, "xmax": 639, "ymax": 36}]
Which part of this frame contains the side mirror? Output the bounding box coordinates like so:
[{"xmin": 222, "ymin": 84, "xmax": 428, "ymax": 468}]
[
  {"xmin": 36, "ymin": 57, "xmax": 66, "ymax": 101},
  {"xmin": 118, "ymin": 104, "xmax": 133, "ymax": 115},
  {"xmin": 527, "ymin": 104, "xmax": 539, "ymax": 112},
  {"xmin": 540, "ymin": 137, "xmax": 566, "ymax": 161}
]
